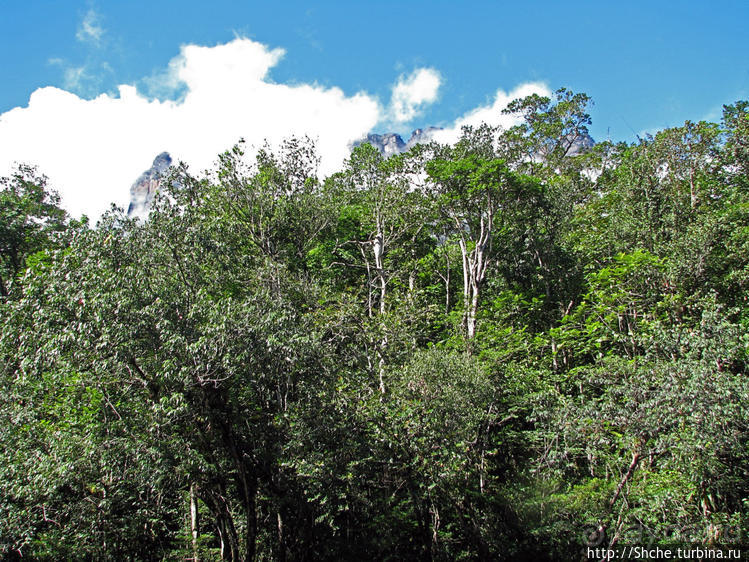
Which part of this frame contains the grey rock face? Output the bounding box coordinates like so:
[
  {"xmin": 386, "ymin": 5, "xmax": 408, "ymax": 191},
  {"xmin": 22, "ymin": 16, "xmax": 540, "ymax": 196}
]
[
  {"xmin": 405, "ymin": 127, "xmax": 443, "ymax": 150},
  {"xmin": 127, "ymin": 152, "xmax": 172, "ymax": 217},
  {"xmin": 354, "ymin": 133, "xmax": 406, "ymax": 156},
  {"xmin": 127, "ymin": 129, "xmax": 595, "ymax": 216},
  {"xmin": 359, "ymin": 127, "xmax": 596, "ymax": 159},
  {"xmin": 353, "ymin": 127, "xmax": 444, "ymax": 157}
]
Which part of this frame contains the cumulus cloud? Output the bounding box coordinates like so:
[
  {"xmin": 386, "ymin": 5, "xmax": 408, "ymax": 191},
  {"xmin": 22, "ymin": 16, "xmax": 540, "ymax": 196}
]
[
  {"xmin": 0, "ymin": 34, "xmax": 552, "ymax": 220},
  {"xmin": 76, "ymin": 9, "xmax": 104, "ymax": 46},
  {"xmin": 431, "ymin": 82, "xmax": 551, "ymax": 144},
  {"xmin": 390, "ymin": 68, "xmax": 441, "ymax": 123},
  {"xmin": 0, "ymin": 38, "xmax": 382, "ymax": 219}
]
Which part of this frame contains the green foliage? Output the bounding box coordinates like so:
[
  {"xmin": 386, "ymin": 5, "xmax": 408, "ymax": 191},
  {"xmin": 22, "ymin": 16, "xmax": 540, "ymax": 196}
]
[
  {"xmin": 0, "ymin": 165, "xmax": 71, "ymax": 298},
  {"xmin": 2, "ymin": 90, "xmax": 749, "ymax": 560}
]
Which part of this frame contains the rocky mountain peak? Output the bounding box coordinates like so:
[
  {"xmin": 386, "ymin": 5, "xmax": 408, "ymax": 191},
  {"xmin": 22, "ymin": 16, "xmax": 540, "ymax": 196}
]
[
  {"xmin": 405, "ymin": 127, "xmax": 443, "ymax": 150},
  {"xmin": 353, "ymin": 127, "xmax": 445, "ymax": 157},
  {"xmin": 355, "ymin": 133, "xmax": 406, "ymax": 157},
  {"xmin": 126, "ymin": 129, "xmax": 595, "ymax": 216},
  {"xmin": 127, "ymin": 152, "xmax": 172, "ymax": 217}
]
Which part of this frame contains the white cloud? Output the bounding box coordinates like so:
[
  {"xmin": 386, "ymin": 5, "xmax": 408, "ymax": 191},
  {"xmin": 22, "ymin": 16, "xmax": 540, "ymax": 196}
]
[
  {"xmin": 431, "ymin": 82, "xmax": 551, "ymax": 144},
  {"xmin": 0, "ymin": 38, "xmax": 382, "ymax": 219},
  {"xmin": 390, "ymin": 68, "xmax": 441, "ymax": 122},
  {"xmin": 0, "ymin": 36, "xmax": 551, "ymax": 221},
  {"xmin": 76, "ymin": 9, "xmax": 104, "ymax": 46}
]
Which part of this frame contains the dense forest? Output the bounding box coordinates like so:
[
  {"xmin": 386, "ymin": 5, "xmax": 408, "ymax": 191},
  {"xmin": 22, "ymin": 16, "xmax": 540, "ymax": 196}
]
[{"xmin": 1, "ymin": 89, "xmax": 748, "ymax": 560}]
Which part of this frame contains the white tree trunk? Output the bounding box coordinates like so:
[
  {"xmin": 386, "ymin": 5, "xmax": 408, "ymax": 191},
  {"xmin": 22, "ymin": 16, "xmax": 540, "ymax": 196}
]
[{"xmin": 190, "ymin": 483, "xmax": 200, "ymax": 562}]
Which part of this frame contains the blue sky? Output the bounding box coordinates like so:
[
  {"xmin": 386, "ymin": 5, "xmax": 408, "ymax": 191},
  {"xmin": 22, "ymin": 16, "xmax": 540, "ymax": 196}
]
[{"xmin": 1, "ymin": 1, "xmax": 748, "ymax": 218}]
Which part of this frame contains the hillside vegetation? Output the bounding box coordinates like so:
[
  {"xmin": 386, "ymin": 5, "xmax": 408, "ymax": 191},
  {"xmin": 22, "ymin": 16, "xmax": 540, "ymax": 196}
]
[{"xmin": 2, "ymin": 90, "xmax": 749, "ymax": 560}]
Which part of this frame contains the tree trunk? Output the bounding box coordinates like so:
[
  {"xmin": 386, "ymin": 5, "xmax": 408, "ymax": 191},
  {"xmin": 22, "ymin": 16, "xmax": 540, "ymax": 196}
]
[
  {"xmin": 456, "ymin": 209, "xmax": 491, "ymax": 341},
  {"xmin": 190, "ymin": 483, "xmax": 200, "ymax": 562},
  {"xmin": 466, "ymin": 288, "xmax": 479, "ymax": 340},
  {"xmin": 374, "ymin": 231, "xmax": 386, "ymax": 315},
  {"xmin": 242, "ymin": 479, "xmax": 257, "ymax": 562},
  {"xmin": 443, "ymin": 251, "xmax": 450, "ymax": 313},
  {"xmin": 228, "ymin": 441, "xmax": 257, "ymax": 562},
  {"xmin": 359, "ymin": 244, "xmax": 373, "ymax": 318},
  {"xmin": 373, "ymin": 230, "xmax": 388, "ymax": 393},
  {"xmin": 458, "ymin": 236, "xmax": 471, "ymax": 336},
  {"xmin": 276, "ymin": 511, "xmax": 287, "ymax": 562},
  {"xmin": 205, "ymin": 489, "xmax": 240, "ymax": 562}
]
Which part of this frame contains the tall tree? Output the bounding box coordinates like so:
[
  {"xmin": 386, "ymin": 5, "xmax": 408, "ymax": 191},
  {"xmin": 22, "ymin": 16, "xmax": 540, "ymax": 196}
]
[
  {"xmin": 427, "ymin": 135, "xmax": 544, "ymax": 341},
  {"xmin": 0, "ymin": 165, "xmax": 70, "ymax": 298}
]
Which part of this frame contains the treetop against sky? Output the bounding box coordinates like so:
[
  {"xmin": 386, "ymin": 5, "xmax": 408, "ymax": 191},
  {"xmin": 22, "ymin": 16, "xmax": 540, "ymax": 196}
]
[{"xmin": 0, "ymin": 0, "xmax": 747, "ymax": 219}]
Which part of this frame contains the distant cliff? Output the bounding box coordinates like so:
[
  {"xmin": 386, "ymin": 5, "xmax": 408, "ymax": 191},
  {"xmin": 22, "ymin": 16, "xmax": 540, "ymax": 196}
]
[
  {"xmin": 126, "ymin": 128, "xmax": 594, "ymax": 216},
  {"xmin": 125, "ymin": 130, "xmax": 441, "ymax": 216},
  {"xmin": 353, "ymin": 127, "xmax": 443, "ymax": 156},
  {"xmin": 126, "ymin": 152, "xmax": 171, "ymax": 217}
]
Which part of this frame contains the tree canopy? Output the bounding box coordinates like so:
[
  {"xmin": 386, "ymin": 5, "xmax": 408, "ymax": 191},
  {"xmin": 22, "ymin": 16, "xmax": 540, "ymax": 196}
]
[{"xmin": 1, "ymin": 92, "xmax": 748, "ymax": 560}]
